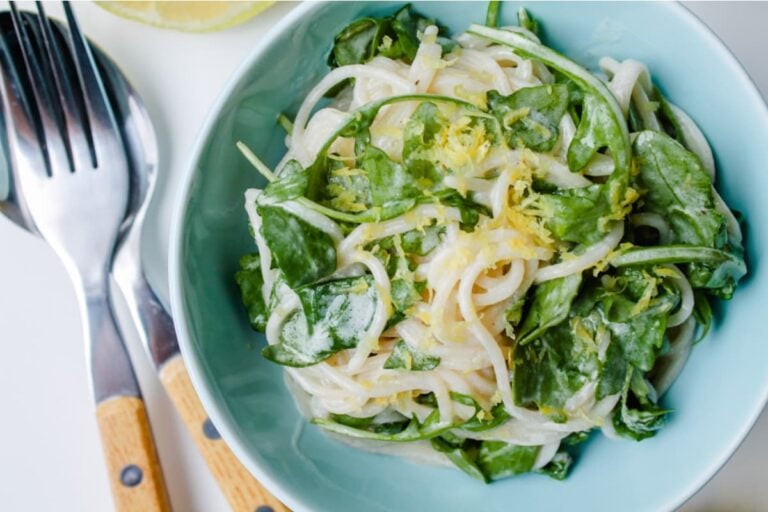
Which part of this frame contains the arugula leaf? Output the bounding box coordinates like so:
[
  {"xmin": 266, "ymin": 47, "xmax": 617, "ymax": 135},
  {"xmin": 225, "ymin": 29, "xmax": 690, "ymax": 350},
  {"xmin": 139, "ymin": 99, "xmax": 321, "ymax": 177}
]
[
  {"xmin": 477, "ymin": 442, "xmax": 540, "ymax": 481},
  {"xmin": 328, "ymin": 17, "xmax": 383, "ymax": 68},
  {"xmin": 567, "ymin": 94, "xmax": 619, "ymax": 172},
  {"xmin": 431, "ymin": 189, "xmax": 491, "ymax": 231},
  {"xmin": 655, "ymin": 91, "xmax": 687, "ymax": 145},
  {"xmin": 512, "ymin": 268, "xmax": 677, "ymax": 408},
  {"xmin": 459, "ymin": 401, "xmax": 511, "ymax": 433},
  {"xmin": 384, "ymin": 339, "xmax": 441, "ymax": 371},
  {"xmin": 297, "ymin": 275, "xmax": 378, "ymax": 343},
  {"xmin": 538, "ymin": 450, "xmax": 573, "ymax": 480},
  {"xmin": 485, "ymin": 1, "xmax": 501, "ymax": 28},
  {"xmin": 517, "ymin": 7, "xmax": 540, "ymax": 36},
  {"xmin": 390, "ymin": 277, "xmax": 423, "ymax": 314},
  {"xmin": 692, "ymin": 290, "xmax": 713, "ymax": 343},
  {"xmin": 433, "ymin": 434, "xmax": 555, "ymax": 483},
  {"xmin": 633, "ymin": 131, "xmax": 723, "ymax": 247},
  {"xmin": 391, "ymin": 5, "xmax": 452, "ymax": 60},
  {"xmin": 402, "ymin": 102, "xmax": 446, "ymax": 184},
  {"xmin": 257, "ymin": 205, "xmax": 337, "ymax": 289},
  {"xmin": 328, "ymin": 5, "xmax": 452, "ymax": 69},
  {"xmin": 597, "ymin": 333, "xmax": 628, "ymax": 400},
  {"xmin": 504, "ymin": 296, "xmax": 526, "ymax": 338},
  {"xmin": 512, "ymin": 318, "xmax": 600, "ymax": 417},
  {"xmin": 262, "ymin": 276, "xmax": 377, "ymax": 367},
  {"xmin": 612, "ymin": 370, "xmax": 668, "ymax": 441},
  {"xmin": 261, "ymin": 160, "xmax": 308, "ymax": 203},
  {"xmin": 367, "ymin": 231, "xmax": 430, "ymax": 327},
  {"xmin": 329, "ymin": 413, "xmax": 375, "ymax": 429},
  {"xmin": 313, "ymin": 408, "xmax": 453, "ymax": 442},
  {"xmin": 430, "ymin": 436, "xmax": 488, "ymax": 483},
  {"xmin": 234, "ymin": 253, "xmax": 268, "ymax": 332},
  {"xmin": 566, "ymin": 268, "xmax": 679, "ymax": 398},
  {"xmin": 562, "ymin": 430, "xmax": 591, "ymax": 446},
  {"xmin": 633, "ymin": 130, "xmax": 746, "ymax": 298},
  {"xmin": 607, "ymin": 300, "xmax": 673, "ymax": 373},
  {"xmin": 609, "ymin": 245, "xmax": 746, "ymax": 269},
  {"xmin": 448, "ymin": 392, "xmax": 512, "ymax": 432},
  {"xmin": 361, "ymin": 145, "xmax": 422, "ymax": 205},
  {"xmin": 538, "ymin": 183, "xmax": 617, "ymax": 245},
  {"xmin": 401, "ymin": 224, "xmax": 445, "ymax": 255},
  {"xmin": 488, "ymin": 84, "xmax": 569, "ymax": 152},
  {"xmin": 517, "ymin": 273, "xmax": 583, "ymax": 345},
  {"xmin": 324, "ymin": 171, "xmax": 371, "ymax": 214}
]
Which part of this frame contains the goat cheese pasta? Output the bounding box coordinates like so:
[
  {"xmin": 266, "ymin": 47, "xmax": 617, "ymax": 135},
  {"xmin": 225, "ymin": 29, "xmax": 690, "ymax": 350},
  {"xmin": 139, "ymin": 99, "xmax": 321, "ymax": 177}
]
[{"xmin": 235, "ymin": 4, "xmax": 746, "ymax": 482}]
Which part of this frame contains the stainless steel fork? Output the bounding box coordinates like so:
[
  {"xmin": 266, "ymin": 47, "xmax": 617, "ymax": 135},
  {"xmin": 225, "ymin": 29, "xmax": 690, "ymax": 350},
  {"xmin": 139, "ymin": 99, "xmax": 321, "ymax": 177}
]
[{"xmin": 0, "ymin": 3, "xmax": 170, "ymax": 510}]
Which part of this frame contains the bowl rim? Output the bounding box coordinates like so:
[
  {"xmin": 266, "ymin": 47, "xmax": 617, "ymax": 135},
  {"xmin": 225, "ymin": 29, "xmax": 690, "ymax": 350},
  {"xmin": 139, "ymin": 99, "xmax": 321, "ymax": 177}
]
[{"xmin": 168, "ymin": 3, "xmax": 768, "ymax": 511}]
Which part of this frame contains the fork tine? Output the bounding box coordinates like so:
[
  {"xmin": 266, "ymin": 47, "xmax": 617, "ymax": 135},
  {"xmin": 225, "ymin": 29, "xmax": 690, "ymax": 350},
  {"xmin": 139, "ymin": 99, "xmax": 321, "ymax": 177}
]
[
  {"xmin": 62, "ymin": 2, "xmax": 121, "ymax": 170},
  {"xmin": 35, "ymin": 1, "xmax": 94, "ymax": 171},
  {"xmin": 0, "ymin": 22, "xmax": 47, "ymax": 193},
  {"xmin": 9, "ymin": 2, "xmax": 69, "ymax": 176}
]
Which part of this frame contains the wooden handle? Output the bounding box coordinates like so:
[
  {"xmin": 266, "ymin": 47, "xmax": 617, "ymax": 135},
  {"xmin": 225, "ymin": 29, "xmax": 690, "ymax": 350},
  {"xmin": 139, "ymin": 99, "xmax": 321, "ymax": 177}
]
[
  {"xmin": 160, "ymin": 355, "xmax": 289, "ymax": 512},
  {"xmin": 95, "ymin": 396, "xmax": 171, "ymax": 512}
]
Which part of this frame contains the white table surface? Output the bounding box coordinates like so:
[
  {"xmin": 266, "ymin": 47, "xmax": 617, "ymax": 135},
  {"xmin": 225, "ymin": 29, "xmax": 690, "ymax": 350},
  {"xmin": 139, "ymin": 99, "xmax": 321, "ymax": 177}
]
[{"xmin": 0, "ymin": 2, "xmax": 766, "ymax": 511}]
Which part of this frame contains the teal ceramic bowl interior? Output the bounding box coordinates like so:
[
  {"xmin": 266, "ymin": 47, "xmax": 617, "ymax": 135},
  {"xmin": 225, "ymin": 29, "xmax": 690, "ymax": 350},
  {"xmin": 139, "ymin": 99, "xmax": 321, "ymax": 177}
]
[{"xmin": 170, "ymin": 2, "xmax": 768, "ymax": 511}]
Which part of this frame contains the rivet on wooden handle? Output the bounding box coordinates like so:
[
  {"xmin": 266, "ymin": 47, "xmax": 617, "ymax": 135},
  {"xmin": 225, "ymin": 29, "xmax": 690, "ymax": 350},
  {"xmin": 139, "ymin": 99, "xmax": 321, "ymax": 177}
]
[
  {"xmin": 95, "ymin": 396, "xmax": 171, "ymax": 512},
  {"xmin": 159, "ymin": 355, "xmax": 289, "ymax": 512}
]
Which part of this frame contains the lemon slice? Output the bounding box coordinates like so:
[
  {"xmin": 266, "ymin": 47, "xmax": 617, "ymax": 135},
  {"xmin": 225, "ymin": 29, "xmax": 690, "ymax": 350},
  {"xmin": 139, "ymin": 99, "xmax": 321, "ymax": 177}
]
[{"xmin": 96, "ymin": 1, "xmax": 275, "ymax": 33}]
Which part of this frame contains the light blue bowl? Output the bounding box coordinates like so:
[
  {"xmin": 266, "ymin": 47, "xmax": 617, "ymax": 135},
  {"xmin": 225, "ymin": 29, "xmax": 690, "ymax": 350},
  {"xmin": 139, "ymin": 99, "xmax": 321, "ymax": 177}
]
[{"xmin": 169, "ymin": 2, "xmax": 768, "ymax": 511}]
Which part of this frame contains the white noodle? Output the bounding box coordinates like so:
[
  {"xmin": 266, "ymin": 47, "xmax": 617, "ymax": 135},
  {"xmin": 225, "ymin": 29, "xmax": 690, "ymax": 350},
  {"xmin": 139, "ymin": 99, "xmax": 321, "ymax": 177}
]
[{"xmin": 535, "ymin": 222, "xmax": 624, "ymax": 283}]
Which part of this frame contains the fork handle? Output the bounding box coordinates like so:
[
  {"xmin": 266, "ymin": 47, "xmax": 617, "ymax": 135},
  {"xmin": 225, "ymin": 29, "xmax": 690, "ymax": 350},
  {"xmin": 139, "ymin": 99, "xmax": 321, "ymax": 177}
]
[
  {"xmin": 72, "ymin": 272, "xmax": 171, "ymax": 512},
  {"xmin": 159, "ymin": 355, "xmax": 289, "ymax": 512},
  {"xmin": 95, "ymin": 396, "xmax": 171, "ymax": 512}
]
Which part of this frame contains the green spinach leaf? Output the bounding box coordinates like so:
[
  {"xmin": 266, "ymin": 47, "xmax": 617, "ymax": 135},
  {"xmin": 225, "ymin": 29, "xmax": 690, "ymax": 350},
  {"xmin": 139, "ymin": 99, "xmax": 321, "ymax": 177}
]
[
  {"xmin": 567, "ymin": 94, "xmax": 619, "ymax": 172},
  {"xmin": 235, "ymin": 253, "xmax": 268, "ymax": 332},
  {"xmin": 430, "ymin": 436, "xmax": 488, "ymax": 483},
  {"xmin": 261, "ymin": 160, "xmax": 308, "ymax": 203},
  {"xmin": 402, "ymin": 102, "xmax": 446, "ymax": 184},
  {"xmin": 488, "ymin": 84, "xmax": 569, "ymax": 152},
  {"xmin": 517, "ymin": 273, "xmax": 582, "ymax": 345},
  {"xmin": 633, "ymin": 130, "xmax": 723, "ymax": 247},
  {"xmin": 612, "ymin": 370, "xmax": 669, "ymax": 441},
  {"xmin": 362, "ymin": 145, "xmax": 422, "ymax": 205},
  {"xmin": 538, "ymin": 450, "xmax": 573, "ymax": 480},
  {"xmin": 477, "ymin": 442, "xmax": 540, "ymax": 481},
  {"xmin": 633, "ymin": 130, "xmax": 745, "ymax": 298},
  {"xmin": 384, "ymin": 339, "xmax": 441, "ymax": 371},
  {"xmin": 328, "ymin": 5, "xmax": 452, "ymax": 69},
  {"xmin": 537, "ymin": 183, "xmax": 616, "ymax": 245},
  {"xmin": 692, "ymin": 290, "xmax": 713, "ymax": 343},
  {"xmin": 485, "ymin": 0, "xmax": 501, "ymax": 28},
  {"xmin": 257, "ymin": 205, "xmax": 337, "ymax": 289},
  {"xmin": 431, "ymin": 189, "xmax": 491, "ymax": 231},
  {"xmin": 313, "ymin": 408, "xmax": 453, "ymax": 442},
  {"xmin": 512, "ymin": 318, "xmax": 600, "ymax": 417},
  {"xmin": 517, "ymin": 7, "xmax": 539, "ymax": 36},
  {"xmin": 329, "ymin": 413, "xmax": 375, "ymax": 429},
  {"xmin": 262, "ymin": 276, "xmax": 377, "ymax": 367}
]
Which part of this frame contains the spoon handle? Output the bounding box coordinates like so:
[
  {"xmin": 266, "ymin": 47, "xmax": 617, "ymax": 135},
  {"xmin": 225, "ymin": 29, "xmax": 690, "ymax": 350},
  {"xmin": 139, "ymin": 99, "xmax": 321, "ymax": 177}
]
[
  {"xmin": 159, "ymin": 355, "xmax": 290, "ymax": 512},
  {"xmin": 110, "ymin": 259, "xmax": 288, "ymax": 511}
]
